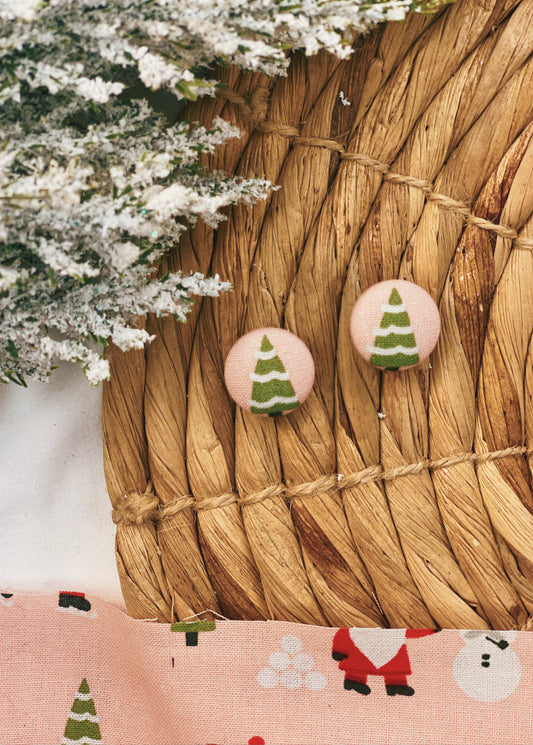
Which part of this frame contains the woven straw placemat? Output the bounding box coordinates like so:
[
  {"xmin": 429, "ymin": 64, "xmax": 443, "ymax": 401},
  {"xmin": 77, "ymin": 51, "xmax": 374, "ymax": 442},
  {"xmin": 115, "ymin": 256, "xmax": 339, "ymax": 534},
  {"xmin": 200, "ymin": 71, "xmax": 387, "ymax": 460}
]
[{"xmin": 102, "ymin": 0, "xmax": 533, "ymax": 630}]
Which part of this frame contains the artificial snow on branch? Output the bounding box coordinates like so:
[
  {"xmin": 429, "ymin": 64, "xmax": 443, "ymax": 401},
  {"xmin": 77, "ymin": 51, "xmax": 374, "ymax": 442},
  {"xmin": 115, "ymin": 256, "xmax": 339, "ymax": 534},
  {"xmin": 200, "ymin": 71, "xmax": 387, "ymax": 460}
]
[{"xmin": 0, "ymin": 0, "xmax": 447, "ymax": 385}]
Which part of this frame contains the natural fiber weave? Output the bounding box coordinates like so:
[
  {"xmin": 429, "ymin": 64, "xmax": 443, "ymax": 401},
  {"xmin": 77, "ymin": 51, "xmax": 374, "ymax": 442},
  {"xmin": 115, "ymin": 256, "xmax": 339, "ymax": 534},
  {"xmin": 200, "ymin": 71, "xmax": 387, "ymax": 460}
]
[{"xmin": 102, "ymin": 0, "xmax": 533, "ymax": 629}]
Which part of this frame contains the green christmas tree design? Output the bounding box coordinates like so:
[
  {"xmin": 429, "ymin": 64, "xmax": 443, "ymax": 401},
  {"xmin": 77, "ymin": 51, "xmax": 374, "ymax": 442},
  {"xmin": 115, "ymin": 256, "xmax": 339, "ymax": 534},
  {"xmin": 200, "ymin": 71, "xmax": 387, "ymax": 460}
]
[
  {"xmin": 250, "ymin": 335, "xmax": 299, "ymax": 416},
  {"xmin": 171, "ymin": 619, "xmax": 216, "ymax": 646},
  {"xmin": 61, "ymin": 678, "xmax": 102, "ymax": 745},
  {"xmin": 369, "ymin": 287, "xmax": 420, "ymax": 370}
]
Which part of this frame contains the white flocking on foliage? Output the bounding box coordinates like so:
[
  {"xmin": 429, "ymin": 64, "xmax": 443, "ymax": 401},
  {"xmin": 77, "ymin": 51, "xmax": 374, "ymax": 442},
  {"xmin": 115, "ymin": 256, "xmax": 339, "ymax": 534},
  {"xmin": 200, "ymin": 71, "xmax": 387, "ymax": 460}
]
[{"xmin": 0, "ymin": 0, "xmax": 442, "ymax": 385}]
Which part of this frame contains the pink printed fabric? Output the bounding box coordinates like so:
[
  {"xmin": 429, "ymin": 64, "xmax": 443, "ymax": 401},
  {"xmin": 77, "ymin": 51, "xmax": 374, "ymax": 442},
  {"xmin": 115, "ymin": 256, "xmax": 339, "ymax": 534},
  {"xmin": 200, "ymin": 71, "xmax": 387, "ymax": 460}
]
[{"xmin": 1, "ymin": 593, "xmax": 531, "ymax": 745}]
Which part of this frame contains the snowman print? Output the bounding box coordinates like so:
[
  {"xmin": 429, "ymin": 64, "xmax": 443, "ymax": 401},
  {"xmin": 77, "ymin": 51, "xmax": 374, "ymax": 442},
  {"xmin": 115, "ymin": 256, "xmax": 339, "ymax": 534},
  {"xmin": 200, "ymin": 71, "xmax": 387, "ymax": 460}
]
[{"xmin": 453, "ymin": 630, "xmax": 521, "ymax": 703}]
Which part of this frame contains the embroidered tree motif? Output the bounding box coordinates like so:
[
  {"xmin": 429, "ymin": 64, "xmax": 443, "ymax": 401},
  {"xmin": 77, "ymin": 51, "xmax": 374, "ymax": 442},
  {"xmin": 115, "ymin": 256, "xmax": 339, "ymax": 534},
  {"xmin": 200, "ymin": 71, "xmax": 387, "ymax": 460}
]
[
  {"xmin": 61, "ymin": 679, "xmax": 102, "ymax": 745},
  {"xmin": 369, "ymin": 287, "xmax": 419, "ymax": 370},
  {"xmin": 249, "ymin": 335, "xmax": 299, "ymax": 416}
]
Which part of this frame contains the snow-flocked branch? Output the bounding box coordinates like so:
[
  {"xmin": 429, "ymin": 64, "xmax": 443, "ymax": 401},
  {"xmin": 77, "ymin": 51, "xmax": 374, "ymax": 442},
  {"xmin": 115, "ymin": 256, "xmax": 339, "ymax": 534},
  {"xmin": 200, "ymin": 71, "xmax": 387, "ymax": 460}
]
[{"xmin": 0, "ymin": 0, "xmax": 447, "ymax": 384}]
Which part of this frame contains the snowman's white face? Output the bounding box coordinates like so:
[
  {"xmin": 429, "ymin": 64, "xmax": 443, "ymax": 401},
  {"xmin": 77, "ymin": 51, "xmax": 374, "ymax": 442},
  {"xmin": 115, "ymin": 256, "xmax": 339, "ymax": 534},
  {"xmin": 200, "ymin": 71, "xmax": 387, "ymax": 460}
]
[{"xmin": 453, "ymin": 631, "xmax": 521, "ymax": 703}]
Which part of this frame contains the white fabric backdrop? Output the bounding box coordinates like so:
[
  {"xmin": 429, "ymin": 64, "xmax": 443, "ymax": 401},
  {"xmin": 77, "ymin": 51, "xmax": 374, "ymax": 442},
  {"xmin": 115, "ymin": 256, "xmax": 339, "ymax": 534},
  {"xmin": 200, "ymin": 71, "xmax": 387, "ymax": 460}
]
[{"xmin": 0, "ymin": 362, "xmax": 123, "ymax": 605}]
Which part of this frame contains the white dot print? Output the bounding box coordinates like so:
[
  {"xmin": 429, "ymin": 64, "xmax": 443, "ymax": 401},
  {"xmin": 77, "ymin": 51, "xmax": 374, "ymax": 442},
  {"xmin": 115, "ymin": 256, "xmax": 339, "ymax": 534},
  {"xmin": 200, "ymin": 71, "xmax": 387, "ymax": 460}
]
[
  {"xmin": 280, "ymin": 635, "xmax": 303, "ymax": 655},
  {"xmin": 257, "ymin": 636, "xmax": 327, "ymax": 691},
  {"xmin": 257, "ymin": 668, "xmax": 279, "ymax": 688},
  {"xmin": 280, "ymin": 670, "xmax": 303, "ymax": 690},
  {"xmin": 292, "ymin": 653, "xmax": 314, "ymax": 673},
  {"xmin": 269, "ymin": 651, "xmax": 291, "ymax": 671}
]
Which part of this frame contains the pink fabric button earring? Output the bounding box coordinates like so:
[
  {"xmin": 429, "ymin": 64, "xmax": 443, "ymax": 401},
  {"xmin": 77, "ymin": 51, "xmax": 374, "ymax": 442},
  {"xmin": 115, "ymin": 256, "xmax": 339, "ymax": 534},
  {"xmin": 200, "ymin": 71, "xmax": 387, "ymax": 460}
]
[
  {"xmin": 224, "ymin": 328, "xmax": 315, "ymax": 416},
  {"xmin": 350, "ymin": 279, "xmax": 440, "ymax": 371}
]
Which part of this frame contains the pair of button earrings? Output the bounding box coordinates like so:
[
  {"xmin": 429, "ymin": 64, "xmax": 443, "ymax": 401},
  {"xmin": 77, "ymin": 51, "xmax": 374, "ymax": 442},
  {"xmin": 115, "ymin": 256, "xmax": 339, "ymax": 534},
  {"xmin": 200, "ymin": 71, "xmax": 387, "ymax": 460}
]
[{"xmin": 224, "ymin": 279, "xmax": 441, "ymax": 417}]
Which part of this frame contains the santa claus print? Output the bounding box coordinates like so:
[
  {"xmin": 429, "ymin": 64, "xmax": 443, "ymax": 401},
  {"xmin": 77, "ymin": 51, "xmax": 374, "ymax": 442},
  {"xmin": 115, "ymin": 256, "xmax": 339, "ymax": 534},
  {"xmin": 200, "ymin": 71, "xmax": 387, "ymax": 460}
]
[{"xmin": 332, "ymin": 627, "xmax": 438, "ymax": 696}]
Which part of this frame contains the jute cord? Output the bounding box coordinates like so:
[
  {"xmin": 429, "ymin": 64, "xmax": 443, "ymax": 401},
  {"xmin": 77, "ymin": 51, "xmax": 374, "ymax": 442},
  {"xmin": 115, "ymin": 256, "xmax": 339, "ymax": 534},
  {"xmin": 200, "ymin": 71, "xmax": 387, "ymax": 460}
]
[
  {"xmin": 214, "ymin": 86, "xmax": 533, "ymax": 252},
  {"xmin": 111, "ymin": 444, "xmax": 531, "ymax": 526}
]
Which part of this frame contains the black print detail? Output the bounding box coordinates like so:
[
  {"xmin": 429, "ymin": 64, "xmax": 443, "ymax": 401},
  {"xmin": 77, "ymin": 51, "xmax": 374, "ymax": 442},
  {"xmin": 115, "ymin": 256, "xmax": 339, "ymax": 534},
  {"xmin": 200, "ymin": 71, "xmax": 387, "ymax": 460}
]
[
  {"xmin": 332, "ymin": 652, "xmax": 348, "ymax": 661},
  {"xmin": 58, "ymin": 592, "xmax": 91, "ymax": 612},
  {"xmin": 486, "ymin": 636, "xmax": 509, "ymax": 650},
  {"xmin": 332, "ymin": 628, "xmax": 437, "ymax": 698},
  {"xmin": 386, "ymin": 685, "xmax": 415, "ymax": 696},
  {"xmin": 344, "ymin": 680, "xmax": 371, "ymax": 695}
]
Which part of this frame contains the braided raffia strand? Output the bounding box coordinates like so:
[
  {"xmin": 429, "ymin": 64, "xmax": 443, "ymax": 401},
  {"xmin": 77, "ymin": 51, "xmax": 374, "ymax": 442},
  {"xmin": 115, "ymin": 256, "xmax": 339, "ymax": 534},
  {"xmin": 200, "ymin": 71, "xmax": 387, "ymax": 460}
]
[
  {"xmin": 102, "ymin": 0, "xmax": 533, "ymax": 628},
  {"xmin": 426, "ymin": 123, "xmax": 533, "ymax": 629},
  {"xmin": 474, "ymin": 215, "xmax": 533, "ymax": 609},
  {"xmin": 336, "ymin": 0, "xmax": 533, "ymax": 629},
  {"xmin": 102, "ymin": 342, "xmax": 172, "ymax": 621},
  {"xmin": 186, "ymin": 51, "xmax": 344, "ymax": 621},
  {"xmin": 234, "ymin": 40, "xmax": 390, "ymax": 628},
  {"xmin": 141, "ymin": 67, "xmax": 271, "ymax": 622}
]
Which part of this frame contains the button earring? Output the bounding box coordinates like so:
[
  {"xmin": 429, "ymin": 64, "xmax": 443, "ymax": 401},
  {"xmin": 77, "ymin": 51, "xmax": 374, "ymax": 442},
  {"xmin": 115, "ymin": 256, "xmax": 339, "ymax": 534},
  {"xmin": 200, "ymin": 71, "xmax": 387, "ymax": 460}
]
[
  {"xmin": 350, "ymin": 279, "xmax": 440, "ymax": 371},
  {"xmin": 224, "ymin": 328, "xmax": 315, "ymax": 416}
]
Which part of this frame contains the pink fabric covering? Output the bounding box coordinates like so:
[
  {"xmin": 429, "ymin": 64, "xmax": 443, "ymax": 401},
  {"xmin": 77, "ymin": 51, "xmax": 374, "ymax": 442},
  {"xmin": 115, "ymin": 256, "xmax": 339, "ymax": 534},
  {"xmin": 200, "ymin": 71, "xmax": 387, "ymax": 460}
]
[{"xmin": 1, "ymin": 592, "xmax": 530, "ymax": 744}]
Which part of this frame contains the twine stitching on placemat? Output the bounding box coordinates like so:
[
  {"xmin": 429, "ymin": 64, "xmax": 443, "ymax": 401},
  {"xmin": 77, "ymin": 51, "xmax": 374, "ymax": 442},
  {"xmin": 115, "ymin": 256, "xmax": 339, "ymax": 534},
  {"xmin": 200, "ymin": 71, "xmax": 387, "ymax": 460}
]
[
  {"xmin": 112, "ymin": 445, "xmax": 531, "ymax": 526},
  {"xmin": 214, "ymin": 87, "xmax": 533, "ymax": 252},
  {"xmin": 216, "ymin": 85, "xmax": 270, "ymax": 122},
  {"xmin": 112, "ymin": 481, "xmax": 159, "ymax": 526}
]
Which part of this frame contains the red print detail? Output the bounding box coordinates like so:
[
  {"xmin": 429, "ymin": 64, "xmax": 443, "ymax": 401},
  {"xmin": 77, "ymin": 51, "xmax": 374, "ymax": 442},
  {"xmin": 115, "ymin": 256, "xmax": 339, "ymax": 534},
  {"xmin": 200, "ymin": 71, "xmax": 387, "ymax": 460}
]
[
  {"xmin": 60, "ymin": 591, "xmax": 85, "ymax": 598},
  {"xmin": 249, "ymin": 738, "xmax": 265, "ymax": 745},
  {"xmin": 332, "ymin": 628, "xmax": 436, "ymax": 686}
]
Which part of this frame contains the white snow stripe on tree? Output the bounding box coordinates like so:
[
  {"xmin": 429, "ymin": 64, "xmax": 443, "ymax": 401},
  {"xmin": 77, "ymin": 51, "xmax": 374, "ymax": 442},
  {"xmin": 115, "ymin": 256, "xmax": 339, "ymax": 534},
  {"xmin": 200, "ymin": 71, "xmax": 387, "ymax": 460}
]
[
  {"xmin": 254, "ymin": 348, "xmax": 277, "ymax": 360},
  {"xmin": 373, "ymin": 325, "xmax": 415, "ymax": 336},
  {"xmin": 250, "ymin": 370, "xmax": 290, "ymax": 382},
  {"xmin": 366, "ymin": 344, "xmax": 420, "ymax": 356},
  {"xmin": 248, "ymin": 395, "xmax": 300, "ymax": 409},
  {"xmin": 380, "ymin": 302, "xmax": 406, "ymax": 313},
  {"xmin": 73, "ymin": 692, "xmax": 92, "ymax": 702},
  {"xmin": 68, "ymin": 712, "xmax": 100, "ymax": 723}
]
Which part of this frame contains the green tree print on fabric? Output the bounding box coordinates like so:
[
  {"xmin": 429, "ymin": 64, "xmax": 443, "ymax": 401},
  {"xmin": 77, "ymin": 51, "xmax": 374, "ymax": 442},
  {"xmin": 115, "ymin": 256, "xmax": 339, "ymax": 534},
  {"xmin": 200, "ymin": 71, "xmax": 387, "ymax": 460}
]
[
  {"xmin": 61, "ymin": 678, "xmax": 102, "ymax": 745},
  {"xmin": 250, "ymin": 335, "xmax": 299, "ymax": 416},
  {"xmin": 369, "ymin": 287, "xmax": 420, "ymax": 370}
]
